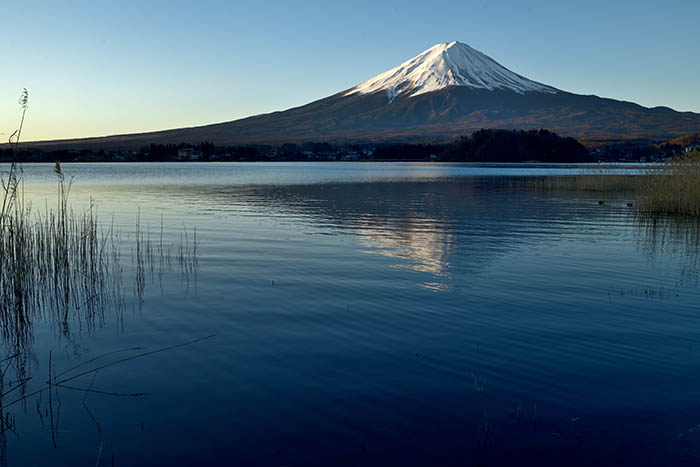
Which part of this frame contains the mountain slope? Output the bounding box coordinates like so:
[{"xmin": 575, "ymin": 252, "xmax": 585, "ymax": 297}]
[
  {"xmin": 347, "ymin": 41, "xmax": 558, "ymax": 99},
  {"xmin": 25, "ymin": 41, "xmax": 700, "ymax": 149}
]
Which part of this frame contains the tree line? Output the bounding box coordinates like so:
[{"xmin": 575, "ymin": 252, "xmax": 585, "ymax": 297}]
[{"xmin": 3, "ymin": 129, "xmax": 686, "ymax": 163}]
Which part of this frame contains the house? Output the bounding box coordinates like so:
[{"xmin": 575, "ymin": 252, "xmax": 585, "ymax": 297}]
[{"xmin": 177, "ymin": 148, "xmax": 201, "ymax": 160}]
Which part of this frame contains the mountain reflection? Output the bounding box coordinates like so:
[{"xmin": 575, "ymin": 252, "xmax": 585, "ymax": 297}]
[
  {"xmin": 175, "ymin": 178, "xmax": 586, "ymax": 290},
  {"xmin": 237, "ymin": 181, "xmax": 462, "ymax": 288},
  {"xmin": 60, "ymin": 176, "xmax": 700, "ymax": 293},
  {"xmin": 354, "ymin": 219, "xmax": 454, "ymax": 276}
]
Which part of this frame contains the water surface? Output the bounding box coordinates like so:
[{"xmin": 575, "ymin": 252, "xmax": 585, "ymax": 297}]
[{"xmin": 2, "ymin": 162, "xmax": 699, "ymax": 466}]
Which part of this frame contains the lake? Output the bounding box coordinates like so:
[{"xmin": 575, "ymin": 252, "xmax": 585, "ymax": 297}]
[{"xmin": 2, "ymin": 162, "xmax": 700, "ymax": 466}]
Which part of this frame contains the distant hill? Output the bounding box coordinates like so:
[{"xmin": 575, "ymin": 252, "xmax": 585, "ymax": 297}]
[
  {"xmin": 667, "ymin": 132, "xmax": 700, "ymax": 148},
  {"xmin": 440, "ymin": 129, "xmax": 591, "ymax": 162},
  {"xmin": 18, "ymin": 41, "xmax": 700, "ymax": 150}
]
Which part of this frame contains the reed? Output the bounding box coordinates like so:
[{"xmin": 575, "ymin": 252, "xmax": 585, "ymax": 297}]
[
  {"xmin": 521, "ymin": 165, "xmax": 643, "ymax": 195},
  {"xmin": 521, "ymin": 153, "xmax": 700, "ymax": 216},
  {"xmin": 0, "ymin": 90, "xmax": 206, "ymax": 459},
  {"xmin": 637, "ymin": 150, "xmax": 700, "ymax": 216},
  {"xmin": 0, "ymin": 90, "xmax": 199, "ymax": 353},
  {"xmin": 0, "ymin": 175, "xmax": 199, "ymax": 351}
]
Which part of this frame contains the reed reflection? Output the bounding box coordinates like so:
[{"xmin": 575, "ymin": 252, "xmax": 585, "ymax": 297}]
[
  {"xmin": 0, "ymin": 173, "xmax": 199, "ymax": 464},
  {"xmin": 635, "ymin": 213, "xmax": 700, "ymax": 287}
]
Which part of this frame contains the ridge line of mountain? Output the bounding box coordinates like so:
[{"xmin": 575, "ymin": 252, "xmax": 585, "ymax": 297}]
[{"xmin": 10, "ymin": 41, "xmax": 700, "ymax": 149}]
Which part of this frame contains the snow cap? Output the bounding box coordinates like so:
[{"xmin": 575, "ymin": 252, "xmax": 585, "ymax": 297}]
[{"xmin": 347, "ymin": 41, "xmax": 557, "ymax": 100}]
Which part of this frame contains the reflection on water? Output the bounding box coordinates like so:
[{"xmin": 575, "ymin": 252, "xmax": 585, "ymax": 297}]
[
  {"xmin": 0, "ymin": 201, "xmax": 199, "ymax": 467},
  {"xmin": 1, "ymin": 163, "xmax": 700, "ymax": 466},
  {"xmin": 635, "ymin": 214, "xmax": 700, "ymax": 287},
  {"xmin": 184, "ymin": 179, "xmax": 649, "ymax": 291},
  {"xmin": 232, "ymin": 181, "xmax": 463, "ymax": 288},
  {"xmin": 357, "ymin": 222, "xmax": 453, "ymax": 277},
  {"xmin": 169, "ymin": 179, "xmax": 568, "ymax": 291},
  {"xmin": 0, "ymin": 220, "xmax": 198, "ymax": 356}
]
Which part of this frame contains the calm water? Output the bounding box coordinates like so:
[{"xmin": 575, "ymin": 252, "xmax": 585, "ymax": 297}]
[{"xmin": 2, "ymin": 162, "xmax": 700, "ymax": 466}]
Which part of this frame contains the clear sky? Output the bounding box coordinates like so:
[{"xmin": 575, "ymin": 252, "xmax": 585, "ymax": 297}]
[{"xmin": 2, "ymin": 0, "xmax": 699, "ymax": 142}]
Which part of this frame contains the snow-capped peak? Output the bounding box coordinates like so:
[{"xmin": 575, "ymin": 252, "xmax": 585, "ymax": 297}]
[{"xmin": 347, "ymin": 41, "xmax": 558, "ymax": 101}]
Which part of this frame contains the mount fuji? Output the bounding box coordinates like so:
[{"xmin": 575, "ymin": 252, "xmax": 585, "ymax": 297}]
[
  {"xmin": 33, "ymin": 41, "xmax": 700, "ymax": 148},
  {"xmin": 347, "ymin": 41, "xmax": 558, "ymax": 99}
]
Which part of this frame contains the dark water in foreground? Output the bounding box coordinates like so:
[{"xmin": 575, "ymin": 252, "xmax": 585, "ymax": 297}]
[{"xmin": 2, "ymin": 162, "xmax": 700, "ymax": 466}]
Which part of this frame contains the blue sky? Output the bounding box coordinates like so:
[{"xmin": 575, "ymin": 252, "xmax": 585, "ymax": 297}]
[{"xmin": 2, "ymin": 0, "xmax": 699, "ymax": 141}]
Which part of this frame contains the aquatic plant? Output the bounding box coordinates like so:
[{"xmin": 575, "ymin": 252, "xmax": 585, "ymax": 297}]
[
  {"xmin": 1, "ymin": 89, "xmax": 28, "ymax": 226},
  {"xmin": 521, "ymin": 153, "xmax": 700, "ymax": 216},
  {"xmin": 520, "ymin": 165, "xmax": 642, "ymax": 195},
  {"xmin": 0, "ymin": 90, "xmax": 203, "ymax": 464},
  {"xmin": 637, "ymin": 150, "xmax": 700, "ymax": 216},
  {"xmin": 0, "ymin": 90, "xmax": 199, "ymax": 353}
]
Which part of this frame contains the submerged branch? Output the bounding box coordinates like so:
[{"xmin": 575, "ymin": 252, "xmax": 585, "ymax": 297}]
[{"xmin": 4, "ymin": 334, "xmax": 215, "ymax": 410}]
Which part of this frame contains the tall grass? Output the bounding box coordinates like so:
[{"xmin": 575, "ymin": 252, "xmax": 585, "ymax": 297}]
[
  {"xmin": 637, "ymin": 150, "xmax": 700, "ymax": 216},
  {"xmin": 0, "ymin": 90, "xmax": 207, "ymax": 459},
  {"xmin": 520, "ymin": 164, "xmax": 642, "ymax": 195},
  {"xmin": 521, "ymin": 152, "xmax": 700, "ymax": 216},
  {"xmin": 0, "ymin": 176, "xmax": 199, "ymax": 352},
  {"xmin": 0, "ymin": 90, "xmax": 198, "ymax": 353}
]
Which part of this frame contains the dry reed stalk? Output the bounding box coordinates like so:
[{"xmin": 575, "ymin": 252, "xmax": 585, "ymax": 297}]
[{"xmin": 519, "ymin": 153, "xmax": 700, "ymax": 216}]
